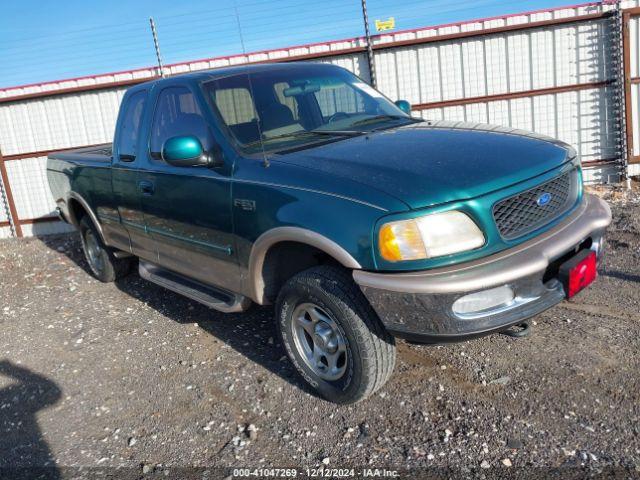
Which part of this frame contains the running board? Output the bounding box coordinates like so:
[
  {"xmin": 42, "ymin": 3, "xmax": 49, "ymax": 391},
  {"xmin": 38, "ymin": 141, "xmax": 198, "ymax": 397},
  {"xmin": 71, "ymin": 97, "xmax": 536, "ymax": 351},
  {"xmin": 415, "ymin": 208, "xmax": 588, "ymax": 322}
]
[{"xmin": 139, "ymin": 261, "xmax": 251, "ymax": 313}]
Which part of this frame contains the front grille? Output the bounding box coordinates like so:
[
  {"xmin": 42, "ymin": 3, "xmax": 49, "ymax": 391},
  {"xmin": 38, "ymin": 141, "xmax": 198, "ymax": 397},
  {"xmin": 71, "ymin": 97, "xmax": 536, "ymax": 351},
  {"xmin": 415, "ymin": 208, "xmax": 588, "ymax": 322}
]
[{"xmin": 492, "ymin": 170, "xmax": 578, "ymax": 240}]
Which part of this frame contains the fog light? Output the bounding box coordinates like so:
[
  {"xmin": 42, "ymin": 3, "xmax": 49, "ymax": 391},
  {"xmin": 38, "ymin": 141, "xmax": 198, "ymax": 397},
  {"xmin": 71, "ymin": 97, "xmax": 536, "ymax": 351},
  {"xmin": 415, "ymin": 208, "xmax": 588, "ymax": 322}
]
[{"xmin": 452, "ymin": 285, "xmax": 515, "ymax": 316}]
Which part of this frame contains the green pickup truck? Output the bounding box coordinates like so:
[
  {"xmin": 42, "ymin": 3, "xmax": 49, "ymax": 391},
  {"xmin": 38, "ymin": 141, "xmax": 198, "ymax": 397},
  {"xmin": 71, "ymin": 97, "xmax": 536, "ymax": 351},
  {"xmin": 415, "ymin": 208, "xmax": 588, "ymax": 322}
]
[{"xmin": 48, "ymin": 63, "xmax": 611, "ymax": 403}]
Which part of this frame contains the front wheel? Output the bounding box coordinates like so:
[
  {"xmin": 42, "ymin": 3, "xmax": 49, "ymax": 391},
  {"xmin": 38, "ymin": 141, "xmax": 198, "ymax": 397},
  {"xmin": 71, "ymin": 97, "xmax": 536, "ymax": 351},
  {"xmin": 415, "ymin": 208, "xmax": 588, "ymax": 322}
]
[{"xmin": 276, "ymin": 266, "xmax": 396, "ymax": 403}]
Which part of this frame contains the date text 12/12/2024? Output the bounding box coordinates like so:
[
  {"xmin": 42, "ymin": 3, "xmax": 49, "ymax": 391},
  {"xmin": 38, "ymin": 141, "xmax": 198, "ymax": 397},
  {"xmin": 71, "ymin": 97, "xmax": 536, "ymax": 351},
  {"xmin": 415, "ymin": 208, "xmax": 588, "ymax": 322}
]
[{"xmin": 232, "ymin": 468, "xmax": 400, "ymax": 477}]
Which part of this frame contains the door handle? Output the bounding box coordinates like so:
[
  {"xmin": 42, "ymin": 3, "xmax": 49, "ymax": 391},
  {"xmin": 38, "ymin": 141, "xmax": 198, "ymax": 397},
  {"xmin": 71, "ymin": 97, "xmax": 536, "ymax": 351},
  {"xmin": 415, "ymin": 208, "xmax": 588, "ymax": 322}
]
[{"xmin": 138, "ymin": 180, "xmax": 155, "ymax": 195}]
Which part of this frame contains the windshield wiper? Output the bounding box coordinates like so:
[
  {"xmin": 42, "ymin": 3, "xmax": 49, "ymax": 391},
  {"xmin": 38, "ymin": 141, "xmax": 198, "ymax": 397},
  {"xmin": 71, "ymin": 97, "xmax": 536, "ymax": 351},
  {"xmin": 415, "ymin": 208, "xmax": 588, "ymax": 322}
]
[
  {"xmin": 245, "ymin": 129, "xmax": 361, "ymax": 147},
  {"xmin": 350, "ymin": 114, "xmax": 421, "ymax": 127},
  {"xmin": 309, "ymin": 129, "xmax": 365, "ymax": 136}
]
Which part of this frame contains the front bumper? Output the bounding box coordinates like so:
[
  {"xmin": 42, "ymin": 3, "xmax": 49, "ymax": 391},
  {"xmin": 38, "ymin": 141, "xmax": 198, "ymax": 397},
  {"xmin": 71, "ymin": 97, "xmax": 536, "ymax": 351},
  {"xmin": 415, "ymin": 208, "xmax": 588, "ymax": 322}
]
[{"xmin": 354, "ymin": 194, "xmax": 611, "ymax": 343}]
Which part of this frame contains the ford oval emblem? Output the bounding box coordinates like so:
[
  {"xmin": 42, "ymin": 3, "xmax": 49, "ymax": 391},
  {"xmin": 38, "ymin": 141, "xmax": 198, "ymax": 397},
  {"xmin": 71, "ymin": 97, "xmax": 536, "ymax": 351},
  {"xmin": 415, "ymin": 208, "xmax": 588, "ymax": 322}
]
[{"xmin": 537, "ymin": 192, "xmax": 552, "ymax": 206}]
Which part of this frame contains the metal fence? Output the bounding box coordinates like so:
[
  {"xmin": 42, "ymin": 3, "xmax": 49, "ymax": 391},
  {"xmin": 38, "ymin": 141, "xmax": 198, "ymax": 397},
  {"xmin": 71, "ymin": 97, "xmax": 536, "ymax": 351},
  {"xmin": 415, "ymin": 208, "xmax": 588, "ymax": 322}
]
[{"xmin": 0, "ymin": 0, "xmax": 638, "ymax": 238}]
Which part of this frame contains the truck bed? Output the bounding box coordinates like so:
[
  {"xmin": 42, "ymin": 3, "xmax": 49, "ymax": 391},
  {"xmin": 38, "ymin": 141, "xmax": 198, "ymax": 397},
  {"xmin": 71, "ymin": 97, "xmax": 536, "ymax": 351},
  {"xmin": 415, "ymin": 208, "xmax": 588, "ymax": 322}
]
[{"xmin": 48, "ymin": 143, "xmax": 112, "ymax": 163}]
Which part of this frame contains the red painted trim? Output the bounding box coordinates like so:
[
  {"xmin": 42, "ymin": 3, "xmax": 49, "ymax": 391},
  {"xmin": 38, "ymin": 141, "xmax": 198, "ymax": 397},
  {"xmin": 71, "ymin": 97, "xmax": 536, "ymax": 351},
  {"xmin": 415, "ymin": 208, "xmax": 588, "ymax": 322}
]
[
  {"xmin": 160, "ymin": 46, "xmax": 367, "ymax": 73},
  {"xmin": 0, "ymin": 66, "xmax": 159, "ymax": 93},
  {"xmin": 623, "ymin": 6, "xmax": 640, "ymax": 15},
  {"xmin": 374, "ymin": 1, "xmax": 601, "ymax": 39},
  {"xmin": 375, "ymin": 12, "xmax": 609, "ymax": 50},
  {"xmin": 2, "ymin": 143, "xmax": 109, "ymax": 162},
  {"xmin": 0, "ymin": 78, "xmax": 154, "ymax": 105},
  {"xmin": 20, "ymin": 216, "xmax": 59, "ymax": 225},
  {"xmin": 162, "ymin": 39, "xmax": 364, "ymax": 70},
  {"xmin": 412, "ymin": 80, "xmax": 610, "ymax": 110},
  {"xmin": 0, "ymin": 149, "xmax": 23, "ymax": 237},
  {"xmin": 0, "ymin": 215, "xmax": 59, "ymax": 227},
  {"xmin": 581, "ymin": 158, "xmax": 619, "ymax": 166},
  {"xmin": 0, "ymin": 1, "xmax": 603, "ymax": 96}
]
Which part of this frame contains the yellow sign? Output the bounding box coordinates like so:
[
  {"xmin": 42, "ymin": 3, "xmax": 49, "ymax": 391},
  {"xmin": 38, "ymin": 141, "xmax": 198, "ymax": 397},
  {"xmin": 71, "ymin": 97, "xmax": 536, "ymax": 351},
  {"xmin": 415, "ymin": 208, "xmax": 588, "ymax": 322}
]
[{"xmin": 375, "ymin": 17, "xmax": 395, "ymax": 32}]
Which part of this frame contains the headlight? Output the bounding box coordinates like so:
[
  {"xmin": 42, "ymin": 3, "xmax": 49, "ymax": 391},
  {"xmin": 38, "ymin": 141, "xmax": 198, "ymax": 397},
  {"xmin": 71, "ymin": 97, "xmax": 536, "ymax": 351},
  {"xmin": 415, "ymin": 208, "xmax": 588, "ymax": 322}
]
[{"xmin": 379, "ymin": 211, "xmax": 485, "ymax": 262}]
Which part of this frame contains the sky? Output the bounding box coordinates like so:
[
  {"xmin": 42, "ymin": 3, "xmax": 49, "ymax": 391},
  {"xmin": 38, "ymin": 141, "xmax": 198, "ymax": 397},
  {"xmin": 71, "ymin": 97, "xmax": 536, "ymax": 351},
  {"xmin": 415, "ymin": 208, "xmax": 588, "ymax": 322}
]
[{"xmin": 0, "ymin": 0, "xmax": 584, "ymax": 89}]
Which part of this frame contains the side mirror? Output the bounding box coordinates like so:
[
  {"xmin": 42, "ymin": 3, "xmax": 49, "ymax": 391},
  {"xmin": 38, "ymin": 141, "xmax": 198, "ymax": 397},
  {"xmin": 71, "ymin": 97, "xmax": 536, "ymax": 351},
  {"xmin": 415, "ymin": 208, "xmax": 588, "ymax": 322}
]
[
  {"xmin": 162, "ymin": 135, "xmax": 224, "ymax": 168},
  {"xmin": 395, "ymin": 100, "xmax": 411, "ymax": 115}
]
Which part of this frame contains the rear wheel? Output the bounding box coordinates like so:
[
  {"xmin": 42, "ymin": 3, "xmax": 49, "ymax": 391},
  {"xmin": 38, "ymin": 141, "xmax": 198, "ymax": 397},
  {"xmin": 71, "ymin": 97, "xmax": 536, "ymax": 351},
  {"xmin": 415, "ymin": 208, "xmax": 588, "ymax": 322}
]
[
  {"xmin": 276, "ymin": 265, "xmax": 396, "ymax": 403},
  {"xmin": 79, "ymin": 216, "xmax": 131, "ymax": 282}
]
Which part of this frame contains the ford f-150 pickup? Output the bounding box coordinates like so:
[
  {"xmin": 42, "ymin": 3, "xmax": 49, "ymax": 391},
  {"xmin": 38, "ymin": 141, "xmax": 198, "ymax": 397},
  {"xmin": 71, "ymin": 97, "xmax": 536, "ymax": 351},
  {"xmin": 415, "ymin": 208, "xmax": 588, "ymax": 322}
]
[{"xmin": 48, "ymin": 62, "xmax": 612, "ymax": 403}]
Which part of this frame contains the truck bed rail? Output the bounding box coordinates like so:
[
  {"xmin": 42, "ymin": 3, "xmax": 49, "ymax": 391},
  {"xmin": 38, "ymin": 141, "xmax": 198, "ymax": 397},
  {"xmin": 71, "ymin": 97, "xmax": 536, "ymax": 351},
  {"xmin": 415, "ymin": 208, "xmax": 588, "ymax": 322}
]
[{"xmin": 48, "ymin": 143, "xmax": 112, "ymax": 163}]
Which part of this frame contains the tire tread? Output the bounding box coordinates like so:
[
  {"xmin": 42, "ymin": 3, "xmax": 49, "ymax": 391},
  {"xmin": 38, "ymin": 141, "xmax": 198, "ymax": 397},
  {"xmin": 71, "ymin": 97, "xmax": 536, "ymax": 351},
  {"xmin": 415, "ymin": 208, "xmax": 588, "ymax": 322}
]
[
  {"xmin": 79, "ymin": 216, "xmax": 131, "ymax": 283},
  {"xmin": 277, "ymin": 265, "xmax": 396, "ymax": 403}
]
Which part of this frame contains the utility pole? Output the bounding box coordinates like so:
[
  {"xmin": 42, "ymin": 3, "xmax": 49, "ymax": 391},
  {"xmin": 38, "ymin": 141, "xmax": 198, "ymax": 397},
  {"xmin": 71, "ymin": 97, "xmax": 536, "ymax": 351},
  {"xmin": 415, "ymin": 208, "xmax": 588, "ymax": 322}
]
[
  {"xmin": 149, "ymin": 17, "xmax": 165, "ymax": 78},
  {"xmin": 360, "ymin": 0, "xmax": 377, "ymax": 88}
]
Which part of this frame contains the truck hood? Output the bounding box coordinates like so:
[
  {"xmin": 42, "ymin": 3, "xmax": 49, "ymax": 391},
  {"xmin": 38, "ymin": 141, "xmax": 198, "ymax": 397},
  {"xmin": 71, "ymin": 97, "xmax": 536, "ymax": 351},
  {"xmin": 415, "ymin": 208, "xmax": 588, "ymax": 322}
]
[{"xmin": 273, "ymin": 121, "xmax": 572, "ymax": 210}]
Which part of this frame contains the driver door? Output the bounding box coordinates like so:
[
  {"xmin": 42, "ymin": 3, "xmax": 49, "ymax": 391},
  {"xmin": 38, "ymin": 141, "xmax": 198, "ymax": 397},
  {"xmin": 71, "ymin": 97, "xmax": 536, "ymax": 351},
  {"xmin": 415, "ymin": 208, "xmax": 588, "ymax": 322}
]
[{"xmin": 138, "ymin": 84, "xmax": 241, "ymax": 293}]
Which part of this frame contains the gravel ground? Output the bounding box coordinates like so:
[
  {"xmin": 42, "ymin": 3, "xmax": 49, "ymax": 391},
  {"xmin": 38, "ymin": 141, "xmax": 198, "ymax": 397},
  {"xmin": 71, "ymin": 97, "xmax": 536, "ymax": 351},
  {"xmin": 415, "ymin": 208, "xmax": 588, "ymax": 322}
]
[{"xmin": 1, "ymin": 187, "xmax": 639, "ymax": 479}]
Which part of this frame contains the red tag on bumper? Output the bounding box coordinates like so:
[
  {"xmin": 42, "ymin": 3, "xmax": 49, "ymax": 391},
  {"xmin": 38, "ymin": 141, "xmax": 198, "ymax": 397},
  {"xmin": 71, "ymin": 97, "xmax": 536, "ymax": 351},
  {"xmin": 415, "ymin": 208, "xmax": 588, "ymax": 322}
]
[{"xmin": 559, "ymin": 250, "xmax": 597, "ymax": 298}]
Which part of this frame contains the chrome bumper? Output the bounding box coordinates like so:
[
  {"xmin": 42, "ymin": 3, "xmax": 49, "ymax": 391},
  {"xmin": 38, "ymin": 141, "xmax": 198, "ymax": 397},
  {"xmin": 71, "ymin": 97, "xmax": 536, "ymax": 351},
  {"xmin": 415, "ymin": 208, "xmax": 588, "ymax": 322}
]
[{"xmin": 354, "ymin": 194, "xmax": 611, "ymax": 342}]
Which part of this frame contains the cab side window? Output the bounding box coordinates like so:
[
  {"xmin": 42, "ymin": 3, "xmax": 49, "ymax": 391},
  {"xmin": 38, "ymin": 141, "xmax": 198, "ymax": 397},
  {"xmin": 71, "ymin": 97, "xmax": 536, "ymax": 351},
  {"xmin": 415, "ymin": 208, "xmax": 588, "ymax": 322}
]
[
  {"xmin": 149, "ymin": 87, "xmax": 211, "ymax": 160},
  {"xmin": 117, "ymin": 90, "xmax": 146, "ymax": 161}
]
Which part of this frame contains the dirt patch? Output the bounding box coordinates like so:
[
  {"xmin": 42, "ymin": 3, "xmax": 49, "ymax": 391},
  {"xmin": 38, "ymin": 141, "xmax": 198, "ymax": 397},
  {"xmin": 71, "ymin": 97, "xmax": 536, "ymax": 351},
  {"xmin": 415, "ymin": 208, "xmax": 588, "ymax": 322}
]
[{"xmin": 1, "ymin": 188, "xmax": 639, "ymax": 477}]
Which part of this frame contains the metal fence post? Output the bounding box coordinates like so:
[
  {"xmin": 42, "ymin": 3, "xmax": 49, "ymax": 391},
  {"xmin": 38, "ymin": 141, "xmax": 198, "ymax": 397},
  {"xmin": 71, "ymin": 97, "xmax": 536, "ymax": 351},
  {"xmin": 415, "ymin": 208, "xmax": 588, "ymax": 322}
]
[
  {"xmin": 360, "ymin": 0, "xmax": 377, "ymax": 87},
  {"xmin": 621, "ymin": 10, "xmax": 633, "ymax": 188},
  {"xmin": 610, "ymin": 0, "xmax": 631, "ymax": 186},
  {"xmin": 0, "ymin": 148, "xmax": 23, "ymax": 237},
  {"xmin": 149, "ymin": 17, "xmax": 165, "ymax": 78}
]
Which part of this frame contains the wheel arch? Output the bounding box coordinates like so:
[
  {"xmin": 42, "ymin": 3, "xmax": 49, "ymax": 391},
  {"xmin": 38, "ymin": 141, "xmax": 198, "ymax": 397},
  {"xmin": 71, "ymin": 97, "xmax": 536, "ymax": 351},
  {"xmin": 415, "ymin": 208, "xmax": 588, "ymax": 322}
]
[
  {"xmin": 66, "ymin": 193, "xmax": 106, "ymax": 243},
  {"xmin": 247, "ymin": 227, "xmax": 362, "ymax": 305}
]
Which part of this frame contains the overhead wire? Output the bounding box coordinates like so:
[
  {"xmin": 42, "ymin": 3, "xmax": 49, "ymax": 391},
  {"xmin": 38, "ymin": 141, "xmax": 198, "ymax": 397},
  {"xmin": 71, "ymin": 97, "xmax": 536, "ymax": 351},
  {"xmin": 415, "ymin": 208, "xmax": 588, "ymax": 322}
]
[{"xmin": 0, "ymin": 0, "xmax": 578, "ymax": 88}]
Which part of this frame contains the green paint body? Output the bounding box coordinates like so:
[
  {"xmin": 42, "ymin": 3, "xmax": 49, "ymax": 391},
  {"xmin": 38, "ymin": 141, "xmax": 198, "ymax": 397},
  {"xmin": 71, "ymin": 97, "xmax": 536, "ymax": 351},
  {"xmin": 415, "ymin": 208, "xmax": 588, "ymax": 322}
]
[{"xmin": 47, "ymin": 65, "xmax": 580, "ymax": 291}]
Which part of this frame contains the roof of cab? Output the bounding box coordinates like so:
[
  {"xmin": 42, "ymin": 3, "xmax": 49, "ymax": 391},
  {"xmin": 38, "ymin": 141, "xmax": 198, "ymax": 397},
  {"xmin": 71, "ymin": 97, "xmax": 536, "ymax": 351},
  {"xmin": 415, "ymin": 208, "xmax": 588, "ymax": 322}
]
[{"xmin": 129, "ymin": 62, "xmax": 338, "ymax": 92}]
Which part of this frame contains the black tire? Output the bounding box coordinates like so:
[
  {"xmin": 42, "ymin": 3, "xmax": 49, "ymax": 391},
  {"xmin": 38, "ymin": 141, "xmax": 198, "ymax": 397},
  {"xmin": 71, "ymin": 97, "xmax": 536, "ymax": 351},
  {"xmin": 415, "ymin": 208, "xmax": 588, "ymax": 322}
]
[
  {"xmin": 79, "ymin": 216, "xmax": 131, "ymax": 283},
  {"xmin": 276, "ymin": 265, "xmax": 396, "ymax": 403}
]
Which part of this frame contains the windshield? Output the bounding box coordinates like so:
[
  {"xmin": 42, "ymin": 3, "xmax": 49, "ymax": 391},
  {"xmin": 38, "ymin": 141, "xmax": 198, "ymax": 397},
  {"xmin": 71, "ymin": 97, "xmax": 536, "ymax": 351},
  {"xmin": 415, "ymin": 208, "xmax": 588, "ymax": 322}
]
[{"xmin": 201, "ymin": 64, "xmax": 415, "ymax": 154}]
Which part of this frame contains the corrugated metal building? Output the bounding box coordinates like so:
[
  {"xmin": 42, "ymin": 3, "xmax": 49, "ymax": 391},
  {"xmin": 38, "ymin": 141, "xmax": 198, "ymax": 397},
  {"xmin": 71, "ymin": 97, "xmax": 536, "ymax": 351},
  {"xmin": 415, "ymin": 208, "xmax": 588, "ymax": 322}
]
[{"xmin": 1, "ymin": 1, "xmax": 639, "ymax": 238}]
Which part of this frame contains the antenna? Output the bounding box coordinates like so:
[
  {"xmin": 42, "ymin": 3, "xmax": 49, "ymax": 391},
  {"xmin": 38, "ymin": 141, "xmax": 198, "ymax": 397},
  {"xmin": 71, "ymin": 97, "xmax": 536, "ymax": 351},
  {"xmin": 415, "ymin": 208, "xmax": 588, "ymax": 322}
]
[
  {"xmin": 234, "ymin": 5, "xmax": 247, "ymax": 56},
  {"xmin": 149, "ymin": 17, "xmax": 165, "ymax": 78},
  {"xmin": 234, "ymin": 3, "xmax": 270, "ymax": 167}
]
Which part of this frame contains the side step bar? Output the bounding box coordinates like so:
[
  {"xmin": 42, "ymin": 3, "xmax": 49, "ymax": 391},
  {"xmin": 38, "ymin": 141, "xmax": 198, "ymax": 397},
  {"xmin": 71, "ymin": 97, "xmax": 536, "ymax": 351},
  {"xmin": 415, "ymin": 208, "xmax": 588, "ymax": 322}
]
[{"xmin": 139, "ymin": 261, "xmax": 251, "ymax": 313}]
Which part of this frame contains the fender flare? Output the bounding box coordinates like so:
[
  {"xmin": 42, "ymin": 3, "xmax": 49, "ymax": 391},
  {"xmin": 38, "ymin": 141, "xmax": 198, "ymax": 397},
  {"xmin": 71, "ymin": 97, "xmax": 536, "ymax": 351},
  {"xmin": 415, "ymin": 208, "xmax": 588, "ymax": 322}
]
[
  {"xmin": 247, "ymin": 226, "xmax": 362, "ymax": 304},
  {"xmin": 66, "ymin": 192, "xmax": 106, "ymax": 243}
]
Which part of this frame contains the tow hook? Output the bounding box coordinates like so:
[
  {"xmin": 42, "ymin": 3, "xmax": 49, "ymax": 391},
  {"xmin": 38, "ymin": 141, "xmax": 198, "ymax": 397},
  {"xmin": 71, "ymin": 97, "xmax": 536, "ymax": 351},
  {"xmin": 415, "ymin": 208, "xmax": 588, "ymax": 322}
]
[{"xmin": 501, "ymin": 321, "xmax": 531, "ymax": 338}]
